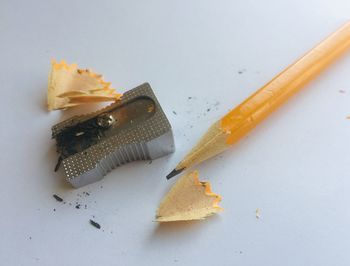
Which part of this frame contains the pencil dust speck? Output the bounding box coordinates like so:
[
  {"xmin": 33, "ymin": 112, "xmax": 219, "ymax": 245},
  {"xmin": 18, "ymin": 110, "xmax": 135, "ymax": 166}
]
[
  {"xmin": 90, "ymin": 219, "xmax": 101, "ymax": 229},
  {"xmin": 53, "ymin": 194, "xmax": 63, "ymax": 202}
]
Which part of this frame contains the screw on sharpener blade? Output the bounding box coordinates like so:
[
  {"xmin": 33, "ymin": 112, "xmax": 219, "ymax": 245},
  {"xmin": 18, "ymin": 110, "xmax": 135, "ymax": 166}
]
[
  {"xmin": 51, "ymin": 83, "xmax": 175, "ymax": 188},
  {"xmin": 97, "ymin": 114, "xmax": 115, "ymax": 128}
]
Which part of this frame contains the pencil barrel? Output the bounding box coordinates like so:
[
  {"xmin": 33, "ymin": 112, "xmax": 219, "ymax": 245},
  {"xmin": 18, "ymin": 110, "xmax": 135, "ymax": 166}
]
[{"xmin": 221, "ymin": 22, "xmax": 350, "ymax": 144}]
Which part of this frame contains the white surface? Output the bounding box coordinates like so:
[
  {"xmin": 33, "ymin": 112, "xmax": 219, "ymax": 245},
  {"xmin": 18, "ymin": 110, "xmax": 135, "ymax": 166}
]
[{"xmin": 1, "ymin": 1, "xmax": 350, "ymax": 265}]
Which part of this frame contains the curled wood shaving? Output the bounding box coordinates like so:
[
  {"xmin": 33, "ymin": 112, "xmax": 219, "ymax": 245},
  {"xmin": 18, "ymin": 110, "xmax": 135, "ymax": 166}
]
[
  {"xmin": 47, "ymin": 59, "xmax": 122, "ymax": 110},
  {"xmin": 156, "ymin": 171, "xmax": 223, "ymax": 222}
]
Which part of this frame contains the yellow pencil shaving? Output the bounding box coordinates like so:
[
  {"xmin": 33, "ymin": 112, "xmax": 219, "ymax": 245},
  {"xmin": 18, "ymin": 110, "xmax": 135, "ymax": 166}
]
[
  {"xmin": 156, "ymin": 171, "xmax": 223, "ymax": 222},
  {"xmin": 67, "ymin": 94, "xmax": 120, "ymax": 103},
  {"xmin": 47, "ymin": 59, "xmax": 122, "ymax": 110},
  {"xmin": 56, "ymin": 90, "xmax": 89, "ymax": 97}
]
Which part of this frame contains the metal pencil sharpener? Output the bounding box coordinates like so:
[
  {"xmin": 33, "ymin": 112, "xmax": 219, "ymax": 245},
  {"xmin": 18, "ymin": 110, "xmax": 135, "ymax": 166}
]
[{"xmin": 52, "ymin": 83, "xmax": 175, "ymax": 188}]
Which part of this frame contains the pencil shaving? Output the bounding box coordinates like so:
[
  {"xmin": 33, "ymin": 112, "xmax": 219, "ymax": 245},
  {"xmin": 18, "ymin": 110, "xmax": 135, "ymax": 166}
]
[
  {"xmin": 156, "ymin": 171, "xmax": 223, "ymax": 222},
  {"xmin": 255, "ymin": 208, "xmax": 260, "ymax": 219},
  {"xmin": 47, "ymin": 59, "xmax": 122, "ymax": 110}
]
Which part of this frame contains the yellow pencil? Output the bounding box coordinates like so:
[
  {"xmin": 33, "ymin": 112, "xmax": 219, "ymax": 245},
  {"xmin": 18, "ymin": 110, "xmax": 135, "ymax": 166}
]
[{"xmin": 167, "ymin": 21, "xmax": 350, "ymax": 179}]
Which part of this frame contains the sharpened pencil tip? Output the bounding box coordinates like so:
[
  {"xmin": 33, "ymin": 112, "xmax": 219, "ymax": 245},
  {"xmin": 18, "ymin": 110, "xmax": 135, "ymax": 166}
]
[{"xmin": 166, "ymin": 168, "xmax": 185, "ymax": 180}]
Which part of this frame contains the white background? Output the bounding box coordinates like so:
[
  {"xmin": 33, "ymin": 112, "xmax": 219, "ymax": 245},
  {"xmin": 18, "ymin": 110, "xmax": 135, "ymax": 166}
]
[{"xmin": 1, "ymin": 1, "xmax": 350, "ymax": 265}]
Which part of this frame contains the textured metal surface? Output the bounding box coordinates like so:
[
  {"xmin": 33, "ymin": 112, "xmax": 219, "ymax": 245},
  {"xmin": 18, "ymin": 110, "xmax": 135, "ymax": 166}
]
[{"xmin": 52, "ymin": 83, "xmax": 175, "ymax": 188}]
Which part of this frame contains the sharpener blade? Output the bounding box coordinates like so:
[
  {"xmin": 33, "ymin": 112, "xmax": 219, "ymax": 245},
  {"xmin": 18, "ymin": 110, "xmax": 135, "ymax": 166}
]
[{"xmin": 52, "ymin": 83, "xmax": 175, "ymax": 188}]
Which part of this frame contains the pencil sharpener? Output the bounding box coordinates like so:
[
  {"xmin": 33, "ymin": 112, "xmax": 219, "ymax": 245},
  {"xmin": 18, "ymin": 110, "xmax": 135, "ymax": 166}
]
[{"xmin": 52, "ymin": 83, "xmax": 175, "ymax": 188}]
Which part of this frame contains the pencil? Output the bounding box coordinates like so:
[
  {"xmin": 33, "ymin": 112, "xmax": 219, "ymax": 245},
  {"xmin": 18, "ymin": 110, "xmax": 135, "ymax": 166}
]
[{"xmin": 167, "ymin": 21, "xmax": 350, "ymax": 179}]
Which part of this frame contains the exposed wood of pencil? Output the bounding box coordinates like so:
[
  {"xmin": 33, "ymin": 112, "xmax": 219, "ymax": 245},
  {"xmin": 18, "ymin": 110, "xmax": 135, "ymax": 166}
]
[{"xmin": 168, "ymin": 21, "xmax": 350, "ymax": 178}]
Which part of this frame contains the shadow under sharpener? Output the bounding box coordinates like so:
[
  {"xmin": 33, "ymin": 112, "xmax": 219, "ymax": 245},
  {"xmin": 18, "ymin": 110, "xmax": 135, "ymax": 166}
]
[{"xmin": 52, "ymin": 83, "xmax": 175, "ymax": 188}]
